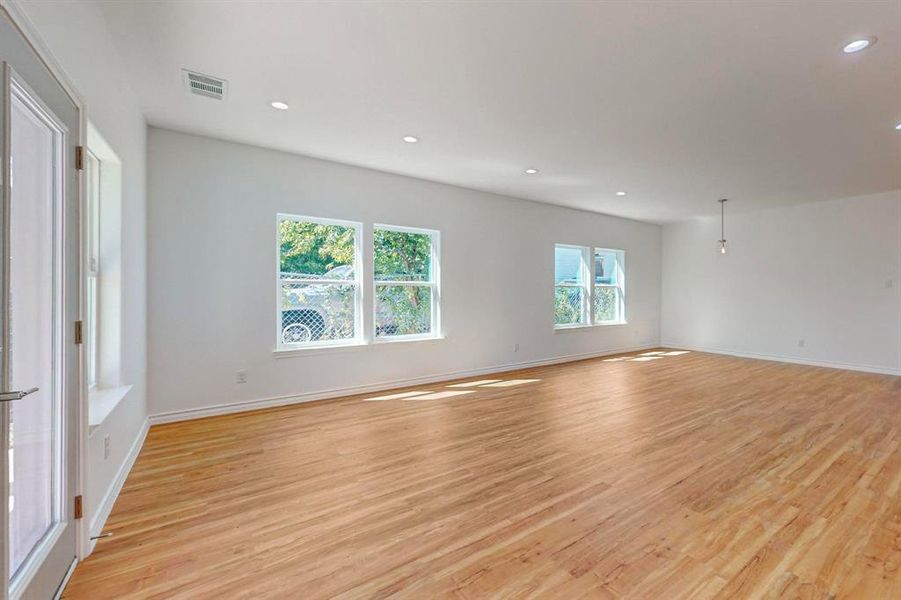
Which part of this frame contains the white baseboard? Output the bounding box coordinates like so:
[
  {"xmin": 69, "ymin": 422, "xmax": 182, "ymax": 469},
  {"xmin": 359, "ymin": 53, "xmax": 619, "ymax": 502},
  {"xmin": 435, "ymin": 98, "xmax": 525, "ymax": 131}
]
[
  {"xmin": 86, "ymin": 418, "xmax": 150, "ymax": 555},
  {"xmin": 149, "ymin": 344, "xmax": 658, "ymax": 425},
  {"xmin": 662, "ymin": 342, "xmax": 901, "ymax": 376}
]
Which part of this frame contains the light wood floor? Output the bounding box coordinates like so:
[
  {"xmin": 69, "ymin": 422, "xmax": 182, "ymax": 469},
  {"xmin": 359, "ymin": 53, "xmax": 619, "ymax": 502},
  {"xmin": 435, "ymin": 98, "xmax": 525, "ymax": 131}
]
[{"xmin": 63, "ymin": 349, "xmax": 901, "ymax": 599}]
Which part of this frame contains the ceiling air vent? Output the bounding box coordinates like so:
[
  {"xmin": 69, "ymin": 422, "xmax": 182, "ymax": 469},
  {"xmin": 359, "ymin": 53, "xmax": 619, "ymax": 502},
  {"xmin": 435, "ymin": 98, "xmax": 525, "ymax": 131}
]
[{"xmin": 182, "ymin": 69, "xmax": 227, "ymax": 100}]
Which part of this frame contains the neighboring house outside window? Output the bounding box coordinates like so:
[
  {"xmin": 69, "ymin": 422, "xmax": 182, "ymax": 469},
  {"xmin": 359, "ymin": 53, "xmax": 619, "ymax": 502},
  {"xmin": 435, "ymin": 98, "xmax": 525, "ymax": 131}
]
[
  {"xmin": 554, "ymin": 244, "xmax": 625, "ymax": 328},
  {"xmin": 593, "ymin": 248, "xmax": 625, "ymax": 324}
]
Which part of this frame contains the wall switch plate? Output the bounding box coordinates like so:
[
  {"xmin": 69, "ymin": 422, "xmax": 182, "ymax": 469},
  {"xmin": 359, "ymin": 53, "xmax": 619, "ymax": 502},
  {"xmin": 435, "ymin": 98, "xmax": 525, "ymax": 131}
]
[
  {"xmin": 103, "ymin": 435, "xmax": 111, "ymax": 460},
  {"xmin": 236, "ymin": 369, "xmax": 247, "ymax": 384}
]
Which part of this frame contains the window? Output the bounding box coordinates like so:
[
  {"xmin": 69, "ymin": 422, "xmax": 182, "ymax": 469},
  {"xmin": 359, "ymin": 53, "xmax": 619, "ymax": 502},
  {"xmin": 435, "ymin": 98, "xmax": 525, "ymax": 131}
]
[
  {"xmin": 277, "ymin": 215, "xmax": 362, "ymax": 347},
  {"xmin": 86, "ymin": 150, "xmax": 100, "ymax": 387},
  {"xmin": 275, "ymin": 218, "xmax": 440, "ymax": 349},
  {"xmin": 554, "ymin": 245, "xmax": 589, "ymax": 326},
  {"xmin": 594, "ymin": 248, "xmax": 625, "ymax": 324},
  {"xmin": 85, "ymin": 123, "xmax": 129, "ymax": 429},
  {"xmin": 554, "ymin": 244, "xmax": 626, "ymax": 328},
  {"xmin": 374, "ymin": 225, "xmax": 439, "ymax": 339}
]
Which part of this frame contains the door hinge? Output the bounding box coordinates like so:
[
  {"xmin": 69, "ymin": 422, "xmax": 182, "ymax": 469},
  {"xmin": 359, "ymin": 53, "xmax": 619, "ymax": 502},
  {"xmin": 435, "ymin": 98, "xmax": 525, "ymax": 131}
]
[
  {"xmin": 74, "ymin": 320, "xmax": 83, "ymax": 345},
  {"xmin": 75, "ymin": 146, "xmax": 85, "ymax": 171},
  {"xmin": 74, "ymin": 495, "xmax": 83, "ymax": 520}
]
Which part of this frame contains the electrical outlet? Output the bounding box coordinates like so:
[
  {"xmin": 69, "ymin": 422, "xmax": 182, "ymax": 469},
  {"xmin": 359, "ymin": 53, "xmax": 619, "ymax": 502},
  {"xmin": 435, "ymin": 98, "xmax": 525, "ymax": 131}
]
[
  {"xmin": 798, "ymin": 339, "xmax": 805, "ymax": 348},
  {"xmin": 886, "ymin": 279, "xmax": 894, "ymax": 289},
  {"xmin": 514, "ymin": 343, "xmax": 520, "ymax": 353},
  {"xmin": 103, "ymin": 435, "xmax": 110, "ymax": 460},
  {"xmin": 236, "ymin": 369, "xmax": 247, "ymax": 384}
]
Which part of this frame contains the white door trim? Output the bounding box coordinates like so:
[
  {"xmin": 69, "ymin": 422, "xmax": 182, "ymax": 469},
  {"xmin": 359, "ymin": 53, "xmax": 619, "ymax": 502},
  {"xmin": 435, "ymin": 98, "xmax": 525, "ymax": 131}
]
[{"xmin": 0, "ymin": 1, "xmax": 89, "ymax": 564}]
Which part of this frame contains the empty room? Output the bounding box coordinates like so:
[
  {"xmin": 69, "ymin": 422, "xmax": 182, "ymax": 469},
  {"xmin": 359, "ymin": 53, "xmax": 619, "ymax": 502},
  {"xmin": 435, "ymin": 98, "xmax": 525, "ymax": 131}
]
[{"xmin": 0, "ymin": 0, "xmax": 899, "ymax": 598}]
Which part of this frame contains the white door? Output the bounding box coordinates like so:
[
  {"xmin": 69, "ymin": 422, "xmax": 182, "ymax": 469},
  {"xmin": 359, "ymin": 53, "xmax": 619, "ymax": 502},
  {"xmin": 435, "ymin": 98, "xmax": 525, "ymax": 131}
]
[{"xmin": 0, "ymin": 8, "xmax": 81, "ymax": 600}]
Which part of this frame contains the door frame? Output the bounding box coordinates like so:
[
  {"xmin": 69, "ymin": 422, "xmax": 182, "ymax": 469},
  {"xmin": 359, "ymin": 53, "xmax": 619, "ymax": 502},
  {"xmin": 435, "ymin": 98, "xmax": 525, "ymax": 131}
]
[{"xmin": 0, "ymin": 0, "xmax": 88, "ymax": 594}]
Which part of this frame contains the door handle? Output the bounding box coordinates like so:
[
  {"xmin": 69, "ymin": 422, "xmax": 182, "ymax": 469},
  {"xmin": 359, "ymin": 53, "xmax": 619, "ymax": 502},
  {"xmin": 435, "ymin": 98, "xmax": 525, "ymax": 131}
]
[{"xmin": 0, "ymin": 387, "xmax": 38, "ymax": 402}]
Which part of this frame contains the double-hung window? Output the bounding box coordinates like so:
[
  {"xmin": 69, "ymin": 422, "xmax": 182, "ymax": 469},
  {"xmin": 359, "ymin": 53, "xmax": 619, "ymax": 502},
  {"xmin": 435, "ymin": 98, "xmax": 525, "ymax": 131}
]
[
  {"xmin": 374, "ymin": 225, "xmax": 439, "ymax": 340},
  {"xmin": 593, "ymin": 248, "xmax": 625, "ymax": 324},
  {"xmin": 554, "ymin": 244, "xmax": 626, "ymax": 328},
  {"xmin": 277, "ymin": 215, "xmax": 363, "ymax": 347},
  {"xmin": 84, "ymin": 123, "xmax": 130, "ymax": 427},
  {"xmin": 554, "ymin": 244, "xmax": 590, "ymax": 327}
]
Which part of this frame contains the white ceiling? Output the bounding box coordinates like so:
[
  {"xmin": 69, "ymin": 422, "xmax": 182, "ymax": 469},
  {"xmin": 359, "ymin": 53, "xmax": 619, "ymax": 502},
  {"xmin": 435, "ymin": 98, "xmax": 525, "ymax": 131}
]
[{"xmin": 99, "ymin": 0, "xmax": 901, "ymax": 223}]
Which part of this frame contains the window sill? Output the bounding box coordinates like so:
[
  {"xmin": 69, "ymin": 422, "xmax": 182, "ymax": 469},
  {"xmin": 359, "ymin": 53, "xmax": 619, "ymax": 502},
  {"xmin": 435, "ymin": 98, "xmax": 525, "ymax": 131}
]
[
  {"xmin": 88, "ymin": 384, "xmax": 133, "ymax": 434},
  {"xmin": 555, "ymin": 321, "xmax": 628, "ymax": 332},
  {"xmin": 373, "ymin": 334, "xmax": 445, "ymax": 345},
  {"xmin": 273, "ymin": 340, "xmax": 367, "ymax": 358},
  {"xmin": 554, "ymin": 323, "xmax": 592, "ymax": 331},
  {"xmin": 273, "ymin": 335, "xmax": 445, "ymax": 358}
]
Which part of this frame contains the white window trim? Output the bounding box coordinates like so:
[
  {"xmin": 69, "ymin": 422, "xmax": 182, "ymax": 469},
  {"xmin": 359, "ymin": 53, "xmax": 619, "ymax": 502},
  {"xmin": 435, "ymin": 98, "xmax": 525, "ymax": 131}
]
[
  {"xmin": 85, "ymin": 150, "xmax": 100, "ymax": 389},
  {"xmin": 372, "ymin": 223, "xmax": 441, "ymax": 343},
  {"xmin": 553, "ymin": 244, "xmax": 627, "ymax": 330},
  {"xmin": 87, "ymin": 384, "xmax": 132, "ymax": 434},
  {"xmin": 593, "ymin": 247, "xmax": 627, "ymax": 326},
  {"xmin": 85, "ymin": 123, "xmax": 129, "ymax": 428},
  {"xmin": 272, "ymin": 341, "xmax": 368, "ymax": 358},
  {"xmin": 276, "ymin": 213, "xmax": 364, "ymax": 350},
  {"xmin": 554, "ymin": 243, "xmax": 591, "ymax": 329}
]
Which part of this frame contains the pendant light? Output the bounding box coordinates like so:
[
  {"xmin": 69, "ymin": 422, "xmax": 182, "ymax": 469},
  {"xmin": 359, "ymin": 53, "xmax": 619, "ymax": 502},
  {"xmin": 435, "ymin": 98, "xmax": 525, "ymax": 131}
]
[{"xmin": 717, "ymin": 199, "xmax": 728, "ymax": 255}]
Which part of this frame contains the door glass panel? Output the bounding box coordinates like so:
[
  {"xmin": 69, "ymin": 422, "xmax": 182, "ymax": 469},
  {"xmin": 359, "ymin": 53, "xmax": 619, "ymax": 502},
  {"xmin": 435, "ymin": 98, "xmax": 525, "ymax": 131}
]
[{"xmin": 8, "ymin": 84, "xmax": 62, "ymax": 581}]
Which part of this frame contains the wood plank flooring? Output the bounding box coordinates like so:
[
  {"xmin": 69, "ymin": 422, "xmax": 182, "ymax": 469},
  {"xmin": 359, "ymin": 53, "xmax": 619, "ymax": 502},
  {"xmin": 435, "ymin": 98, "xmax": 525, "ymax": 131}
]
[{"xmin": 63, "ymin": 349, "xmax": 901, "ymax": 599}]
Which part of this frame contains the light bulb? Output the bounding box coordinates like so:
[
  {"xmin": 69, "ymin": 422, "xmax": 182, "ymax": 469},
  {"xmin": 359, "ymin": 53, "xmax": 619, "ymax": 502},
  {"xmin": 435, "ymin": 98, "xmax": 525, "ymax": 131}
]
[
  {"xmin": 842, "ymin": 38, "xmax": 875, "ymax": 54},
  {"xmin": 718, "ymin": 240, "xmax": 727, "ymax": 255}
]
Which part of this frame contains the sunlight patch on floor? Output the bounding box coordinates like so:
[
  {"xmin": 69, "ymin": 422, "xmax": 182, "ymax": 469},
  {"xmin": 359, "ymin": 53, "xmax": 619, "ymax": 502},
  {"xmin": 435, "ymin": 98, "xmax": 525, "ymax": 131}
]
[
  {"xmin": 363, "ymin": 378, "xmax": 541, "ymax": 402},
  {"xmin": 480, "ymin": 379, "xmax": 542, "ymax": 388},
  {"xmin": 605, "ymin": 350, "xmax": 691, "ymax": 363},
  {"xmin": 410, "ymin": 390, "xmax": 476, "ymax": 400},
  {"xmin": 446, "ymin": 379, "xmax": 503, "ymax": 388},
  {"xmin": 365, "ymin": 390, "xmax": 435, "ymax": 401}
]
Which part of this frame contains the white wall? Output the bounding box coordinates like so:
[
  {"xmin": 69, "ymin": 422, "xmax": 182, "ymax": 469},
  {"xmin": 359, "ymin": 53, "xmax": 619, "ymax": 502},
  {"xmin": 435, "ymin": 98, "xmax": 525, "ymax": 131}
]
[
  {"xmin": 661, "ymin": 190, "xmax": 901, "ymax": 374},
  {"xmin": 147, "ymin": 128, "xmax": 661, "ymax": 418},
  {"xmin": 12, "ymin": 0, "xmax": 148, "ymax": 540}
]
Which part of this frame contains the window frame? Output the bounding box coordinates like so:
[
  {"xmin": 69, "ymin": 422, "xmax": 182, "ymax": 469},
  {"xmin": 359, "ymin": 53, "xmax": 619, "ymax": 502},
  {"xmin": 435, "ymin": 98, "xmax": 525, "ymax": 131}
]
[
  {"xmin": 85, "ymin": 149, "xmax": 101, "ymax": 388},
  {"xmin": 275, "ymin": 213, "xmax": 364, "ymax": 350},
  {"xmin": 592, "ymin": 247, "xmax": 626, "ymax": 326},
  {"xmin": 554, "ymin": 243, "xmax": 591, "ymax": 329},
  {"xmin": 84, "ymin": 123, "xmax": 131, "ymax": 428},
  {"xmin": 372, "ymin": 223, "xmax": 441, "ymax": 342}
]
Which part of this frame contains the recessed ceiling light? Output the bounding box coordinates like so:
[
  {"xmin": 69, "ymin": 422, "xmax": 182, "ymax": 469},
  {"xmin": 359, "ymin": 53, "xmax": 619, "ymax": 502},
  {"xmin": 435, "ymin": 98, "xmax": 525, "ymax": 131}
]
[
  {"xmin": 403, "ymin": 135, "xmax": 419, "ymax": 143},
  {"xmin": 615, "ymin": 191, "xmax": 627, "ymax": 196},
  {"xmin": 842, "ymin": 37, "xmax": 876, "ymax": 53},
  {"xmin": 524, "ymin": 168, "xmax": 539, "ymax": 174},
  {"xmin": 270, "ymin": 101, "xmax": 289, "ymax": 110}
]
